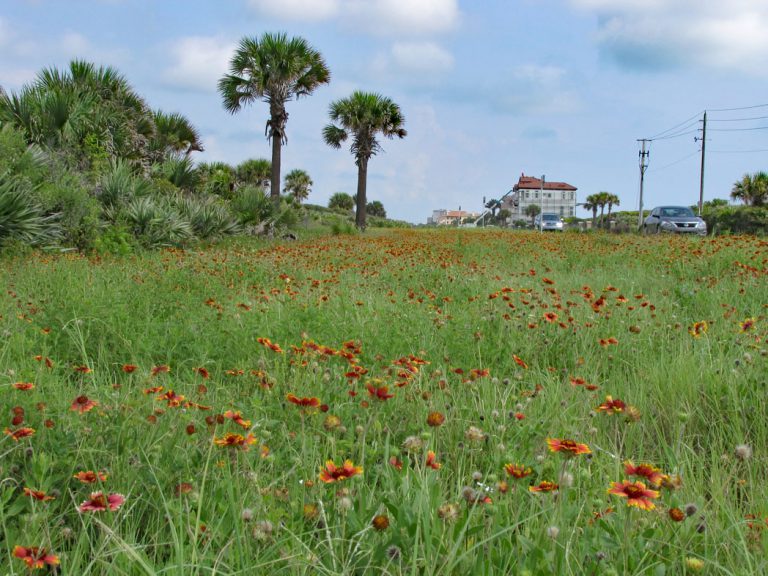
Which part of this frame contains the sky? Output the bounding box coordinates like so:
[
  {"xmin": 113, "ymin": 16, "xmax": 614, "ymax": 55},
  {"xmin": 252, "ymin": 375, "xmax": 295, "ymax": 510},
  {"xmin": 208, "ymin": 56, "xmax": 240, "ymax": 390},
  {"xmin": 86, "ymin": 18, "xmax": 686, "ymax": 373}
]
[{"xmin": 1, "ymin": 0, "xmax": 767, "ymax": 223}]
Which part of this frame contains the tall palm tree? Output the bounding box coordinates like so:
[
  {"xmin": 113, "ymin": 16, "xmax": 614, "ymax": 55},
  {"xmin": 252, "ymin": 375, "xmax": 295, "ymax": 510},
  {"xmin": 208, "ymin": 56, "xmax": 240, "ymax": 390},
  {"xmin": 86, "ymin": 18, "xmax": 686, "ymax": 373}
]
[
  {"xmin": 524, "ymin": 203, "xmax": 541, "ymax": 226},
  {"xmin": 323, "ymin": 91, "xmax": 406, "ymax": 230},
  {"xmin": 218, "ymin": 33, "xmax": 330, "ymax": 209},
  {"xmin": 150, "ymin": 110, "xmax": 203, "ymax": 159},
  {"xmin": 584, "ymin": 195, "xmax": 599, "ymax": 228},
  {"xmin": 283, "ymin": 169, "xmax": 312, "ymax": 203},
  {"xmin": 236, "ymin": 158, "xmax": 271, "ymax": 189},
  {"xmin": 731, "ymin": 172, "xmax": 768, "ymax": 206},
  {"xmin": 606, "ymin": 193, "xmax": 620, "ymax": 223}
]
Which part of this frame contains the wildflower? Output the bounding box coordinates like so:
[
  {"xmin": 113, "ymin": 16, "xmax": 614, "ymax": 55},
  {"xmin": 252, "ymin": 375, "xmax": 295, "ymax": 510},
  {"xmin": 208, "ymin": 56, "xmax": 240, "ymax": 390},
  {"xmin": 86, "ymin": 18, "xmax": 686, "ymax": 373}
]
[
  {"xmin": 122, "ymin": 364, "xmax": 138, "ymax": 373},
  {"xmin": 734, "ymin": 444, "xmax": 752, "ymax": 461},
  {"xmin": 70, "ymin": 395, "xmax": 98, "ymax": 414},
  {"xmin": 13, "ymin": 546, "xmax": 60, "ymax": 569},
  {"xmin": 625, "ymin": 406, "xmax": 642, "ymax": 422},
  {"xmin": 323, "ymin": 415, "xmax": 341, "ymax": 431},
  {"xmin": 4, "ymin": 427, "xmax": 35, "ymax": 441},
  {"xmin": 23, "ymin": 487, "xmax": 55, "ymax": 501},
  {"xmin": 194, "ymin": 367, "xmax": 210, "ymax": 379},
  {"xmin": 688, "ymin": 321, "xmax": 708, "ymax": 338},
  {"xmin": 426, "ymin": 411, "xmax": 445, "ymax": 427},
  {"xmin": 546, "ymin": 438, "xmax": 591, "ymax": 455},
  {"xmin": 465, "ymin": 426, "xmax": 486, "ymax": 442},
  {"xmin": 624, "ymin": 461, "xmax": 665, "ymax": 486},
  {"xmin": 739, "ymin": 317, "xmax": 756, "ymax": 333},
  {"xmin": 596, "ymin": 396, "xmax": 626, "ymax": 415},
  {"xmin": 175, "ymin": 482, "xmax": 194, "ymax": 497},
  {"xmin": 543, "ymin": 312, "xmax": 558, "ymax": 323},
  {"xmin": 319, "ymin": 459, "xmax": 363, "ymax": 483},
  {"xmin": 386, "ymin": 545, "xmax": 401, "ymax": 559},
  {"xmin": 186, "ymin": 424, "xmax": 196, "ymax": 435},
  {"xmin": 74, "ymin": 470, "xmax": 108, "ymax": 483},
  {"xmin": 366, "ymin": 383, "xmax": 394, "ymax": 400},
  {"xmin": 286, "ymin": 393, "xmax": 321, "ymax": 408},
  {"xmin": 223, "ymin": 410, "xmax": 251, "ymax": 429},
  {"xmin": 241, "ymin": 508, "xmax": 254, "ymax": 522},
  {"xmin": 661, "ymin": 474, "xmax": 683, "ymax": 490},
  {"xmin": 372, "ymin": 514, "xmax": 390, "ymax": 531},
  {"xmin": 158, "ymin": 389, "xmax": 185, "ymax": 407},
  {"xmin": 151, "ymin": 364, "xmax": 171, "ymax": 376},
  {"xmin": 389, "ymin": 456, "xmax": 403, "ymax": 471},
  {"xmin": 425, "ymin": 450, "xmax": 441, "ymax": 470},
  {"xmin": 529, "ymin": 481, "xmax": 559, "ymax": 493},
  {"xmin": 668, "ymin": 507, "xmax": 685, "ymax": 522},
  {"xmin": 303, "ymin": 503, "xmax": 319, "ymax": 520},
  {"xmin": 257, "ymin": 337, "xmax": 283, "ymax": 353},
  {"xmin": 684, "ymin": 503, "xmax": 698, "ymax": 517},
  {"xmin": 684, "ymin": 558, "xmax": 705, "ymax": 572},
  {"xmin": 546, "ymin": 526, "xmax": 560, "ymax": 539},
  {"xmin": 504, "ymin": 463, "xmax": 533, "ymax": 479},
  {"xmin": 214, "ymin": 433, "xmax": 257, "ymax": 450},
  {"xmin": 74, "ymin": 365, "xmax": 92, "ymax": 373},
  {"xmin": 144, "ymin": 386, "xmax": 163, "ymax": 394},
  {"xmin": 253, "ymin": 520, "xmax": 274, "ymax": 541},
  {"xmin": 437, "ymin": 502, "xmax": 460, "ymax": 522},
  {"xmin": 12, "ymin": 382, "xmax": 35, "ymax": 391},
  {"xmin": 79, "ymin": 491, "xmax": 126, "ymax": 512},
  {"xmin": 608, "ymin": 480, "xmax": 659, "ymax": 510},
  {"xmin": 513, "ymin": 355, "xmax": 528, "ymax": 369}
]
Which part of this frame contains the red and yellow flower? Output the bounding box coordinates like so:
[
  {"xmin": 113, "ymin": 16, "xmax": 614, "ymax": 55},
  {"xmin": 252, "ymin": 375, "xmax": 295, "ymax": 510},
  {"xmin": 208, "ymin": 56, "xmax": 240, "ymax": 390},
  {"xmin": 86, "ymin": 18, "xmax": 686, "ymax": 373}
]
[
  {"xmin": 688, "ymin": 321, "xmax": 708, "ymax": 339},
  {"xmin": 596, "ymin": 396, "xmax": 626, "ymax": 414},
  {"xmin": 223, "ymin": 410, "xmax": 251, "ymax": 429},
  {"xmin": 319, "ymin": 459, "xmax": 363, "ymax": 483},
  {"xmin": 70, "ymin": 395, "xmax": 98, "ymax": 414},
  {"xmin": 286, "ymin": 393, "xmax": 321, "ymax": 408},
  {"xmin": 4, "ymin": 427, "xmax": 35, "ymax": 441},
  {"xmin": 546, "ymin": 438, "xmax": 591, "ymax": 455},
  {"xmin": 13, "ymin": 546, "xmax": 60, "ymax": 569},
  {"xmin": 12, "ymin": 382, "xmax": 35, "ymax": 391},
  {"xmin": 23, "ymin": 487, "xmax": 55, "ymax": 501},
  {"xmin": 79, "ymin": 491, "xmax": 126, "ymax": 512},
  {"xmin": 623, "ymin": 461, "xmax": 666, "ymax": 487},
  {"xmin": 608, "ymin": 480, "xmax": 659, "ymax": 510},
  {"xmin": 504, "ymin": 463, "xmax": 533, "ymax": 479},
  {"xmin": 366, "ymin": 383, "xmax": 394, "ymax": 400},
  {"xmin": 213, "ymin": 433, "xmax": 258, "ymax": 450},
  {"xmin": 529, "ymin": 481, "xmax": 559, "ymax": 493},
  {"xmin": 73, "ymin": 470, "xmax": 108, "ymax": 484},
  {"xmin": 425, "ymin": 450, "xmax": 442, "ymax": 470}
]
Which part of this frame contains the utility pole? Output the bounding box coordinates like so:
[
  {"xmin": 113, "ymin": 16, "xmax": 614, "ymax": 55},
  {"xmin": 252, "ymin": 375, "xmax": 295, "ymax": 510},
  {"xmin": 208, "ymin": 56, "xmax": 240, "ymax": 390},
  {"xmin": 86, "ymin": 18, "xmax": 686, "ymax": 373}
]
[
  {"xmin": 637, "ymin": 139, "xmax": 650, "ymax": 230},
  {"xmin": 697, "ymin": 111, "xmax": 707, "ymax": 215},
  {"xmin": 540, "ymin": 174, "xmax": 545, "ymax": 232}
]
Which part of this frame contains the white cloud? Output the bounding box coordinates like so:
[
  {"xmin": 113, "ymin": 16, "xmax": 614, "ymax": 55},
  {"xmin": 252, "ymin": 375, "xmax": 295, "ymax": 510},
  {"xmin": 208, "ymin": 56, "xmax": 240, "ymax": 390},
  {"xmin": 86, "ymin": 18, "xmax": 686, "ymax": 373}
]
[
  {"xmin": 388, "ymin": 41, "xmax": 454, "ymax": 74},
  {"xmin": 248, "ymin": 0, "xmax": 340, "ymax": 21},
  {"xmin": 60, "ymin": 32, "xmax": 90, "ymax": 57},
  {"xmin": 248, "ymin": 0, "xmax": 460, "ymax": 36},
  {"xmin": 164, "ymin": 36, "xmax": 236, "ymax": 92},
  {"xmin": 570, "ymin": 0, "xmax": 768, "ymax": 74},
  {"xmin": 0, "ymin": 18, "xmax": 10, "ymax": 47}
]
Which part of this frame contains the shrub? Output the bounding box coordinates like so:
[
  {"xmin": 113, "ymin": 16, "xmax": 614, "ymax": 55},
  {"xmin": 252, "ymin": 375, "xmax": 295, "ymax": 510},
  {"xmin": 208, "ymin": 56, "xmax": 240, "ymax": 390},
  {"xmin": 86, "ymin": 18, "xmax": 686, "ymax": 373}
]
[
  {"xmin": 122, "ymin": 196, "xmax": 193, "ymax": 247},
  {"xmin": 0, "ymin": 173, "xmax": 61, "ymax": 247},
  {"xmin": 174, "ymin": 195, "xmax": 242, "ymax": 239},
  {"xmin": 702, "ymin": 206, "xmax": 768, "ymax": 235},
  {"xmin": 231, "ymin": 185, "xmax": 273, "ymax": 226}
]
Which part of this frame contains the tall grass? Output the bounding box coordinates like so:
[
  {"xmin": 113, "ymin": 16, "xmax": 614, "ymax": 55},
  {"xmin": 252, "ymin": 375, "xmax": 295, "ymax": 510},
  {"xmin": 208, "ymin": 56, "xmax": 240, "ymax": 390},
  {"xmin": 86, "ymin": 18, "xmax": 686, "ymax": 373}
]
[{"xmin": 0, "ymin": 230, "xmax": 766, "ymax": 574}]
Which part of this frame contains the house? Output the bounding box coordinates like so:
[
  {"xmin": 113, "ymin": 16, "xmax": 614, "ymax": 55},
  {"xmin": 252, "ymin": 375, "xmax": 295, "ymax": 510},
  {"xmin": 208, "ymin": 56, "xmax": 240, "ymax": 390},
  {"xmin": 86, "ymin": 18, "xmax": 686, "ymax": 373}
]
[
  {"xmin": 428, "ymin": 209, "xmax": 480, "ymax": 226},
  {"xmin": 501, "ymin": 173, "xmax": 577, "ymax": 221}
]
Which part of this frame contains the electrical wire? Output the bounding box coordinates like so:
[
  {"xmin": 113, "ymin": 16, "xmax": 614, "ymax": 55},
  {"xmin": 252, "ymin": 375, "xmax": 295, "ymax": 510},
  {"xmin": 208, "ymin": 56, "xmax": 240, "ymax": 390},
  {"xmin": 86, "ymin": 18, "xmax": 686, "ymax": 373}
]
[
  {"xmin": 708, "ymin": 115, "xmax": 768, "ymax": 122},
  {"xmin": 707, "ymin": 103, "xmax": 768, "ymax": 112},
  {"xmin": 647, "ymin": 150, "xmax": 700, "ymax": 172},
  {"xmin": 647, "ymin": 113, "xmax": 702, "ymax": 140},
  {"xmin": 651, "ymin": 128, "xmax": 700, "ymax": 141},
  {"xmin": 708, "ymin": 126, "xmax": 768, "ymax": 132}
]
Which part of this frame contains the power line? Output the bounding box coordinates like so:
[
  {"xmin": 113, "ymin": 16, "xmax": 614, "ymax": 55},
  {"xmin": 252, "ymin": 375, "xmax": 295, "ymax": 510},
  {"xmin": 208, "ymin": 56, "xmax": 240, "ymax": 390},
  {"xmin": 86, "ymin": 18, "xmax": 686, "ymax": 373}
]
[
  {"xmin": 708, "ymin": 115, "xmax": 768, "ymax": 122},
  {"xmin": 648, "ymin": 112, "xmax": 702, "ymax": 140},
  {"xmin": 652, "ymin": 128, "xmax": 699, "ymax": 141},
  {"xmin": 707, "ymin": 103, "xmax": 768, "ymax": 112},
  {"xmin": 709, "ymin": 126, "xmax": 768, "ymax": 132},
  {"xmin": 647, "ymin": 150, "xmax": 699, "ymax": 172}
]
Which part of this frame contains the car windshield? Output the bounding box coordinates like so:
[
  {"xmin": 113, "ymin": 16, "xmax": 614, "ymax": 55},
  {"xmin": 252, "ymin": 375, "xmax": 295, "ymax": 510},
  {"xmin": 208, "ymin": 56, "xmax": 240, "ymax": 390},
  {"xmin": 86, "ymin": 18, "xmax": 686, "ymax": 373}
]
[
  {"xmin": 542, "ymin": 214, "xmax": 558, "ymax": 221},
  {"xmin": 660, "ymin": 207, "xmax": 695, "ymax": 218}
]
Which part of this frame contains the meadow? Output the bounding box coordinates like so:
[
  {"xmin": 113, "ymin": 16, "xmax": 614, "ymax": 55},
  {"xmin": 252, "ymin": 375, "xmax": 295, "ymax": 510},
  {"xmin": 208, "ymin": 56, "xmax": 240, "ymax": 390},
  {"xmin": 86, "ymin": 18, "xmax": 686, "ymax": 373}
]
[{"xmin": 1, "ymin": 229, "xmax": 766, "ymax": 575}]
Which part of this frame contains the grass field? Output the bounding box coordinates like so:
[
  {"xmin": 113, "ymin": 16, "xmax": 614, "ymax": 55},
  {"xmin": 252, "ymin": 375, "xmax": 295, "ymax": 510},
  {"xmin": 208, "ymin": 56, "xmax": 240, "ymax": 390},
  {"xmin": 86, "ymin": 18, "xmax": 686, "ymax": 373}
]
[{"xmin": 1, "ymin": 229, "xmax": 766, "ymax": 575}]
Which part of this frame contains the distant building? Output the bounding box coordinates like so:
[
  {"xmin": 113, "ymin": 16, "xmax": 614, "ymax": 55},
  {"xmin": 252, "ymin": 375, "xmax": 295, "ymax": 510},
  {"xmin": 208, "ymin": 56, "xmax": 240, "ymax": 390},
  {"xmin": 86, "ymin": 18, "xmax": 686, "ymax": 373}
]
[
  {"xmin": 502, "ymin": 173, "xmax": 577, "ymax": 220},
  {"xmin": 428, "ymin": 209, "xmax": 480, "ymax": 226}
]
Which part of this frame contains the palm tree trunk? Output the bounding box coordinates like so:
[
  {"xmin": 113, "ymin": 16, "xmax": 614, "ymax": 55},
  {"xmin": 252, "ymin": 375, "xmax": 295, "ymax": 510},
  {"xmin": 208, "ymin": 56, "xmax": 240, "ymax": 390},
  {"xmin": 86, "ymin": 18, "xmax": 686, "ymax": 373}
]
[
  {"xmin": 355, "ymin": 157, "xmax": 368, "ymax": 230},
  {"xmin": 270, "ymin": 131, "xmax": 281, "ymax": 210}
]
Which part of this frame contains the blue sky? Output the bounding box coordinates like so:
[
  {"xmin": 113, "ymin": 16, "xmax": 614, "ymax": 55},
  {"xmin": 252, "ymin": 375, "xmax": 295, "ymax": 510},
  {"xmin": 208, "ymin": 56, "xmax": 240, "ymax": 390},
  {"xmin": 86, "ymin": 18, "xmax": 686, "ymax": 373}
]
[{"xmin": 2, "ymin": 0, "xmax": 767, "ymax": 222}]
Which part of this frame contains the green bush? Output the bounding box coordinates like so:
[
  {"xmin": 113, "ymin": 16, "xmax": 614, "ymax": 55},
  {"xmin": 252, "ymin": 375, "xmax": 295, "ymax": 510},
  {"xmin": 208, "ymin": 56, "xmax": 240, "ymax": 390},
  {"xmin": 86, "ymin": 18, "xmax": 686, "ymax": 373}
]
[
  {"xmin": 174, "ymin": 194, "xmax": 241, "ymax": 239},
  {"xmin": 36, "ymin": 176, "xmax": 101, "ymax": 249},
  {"xmin": 0, "ymin": 173, "xmax": 61, "ymax": 247},
  {"xmin": 702, "ymin": 206, "xmax": 768, "ymax": 235},
  {"xmin": 92, "ymin": 224, "xmax": 135, "ymax": 255}
]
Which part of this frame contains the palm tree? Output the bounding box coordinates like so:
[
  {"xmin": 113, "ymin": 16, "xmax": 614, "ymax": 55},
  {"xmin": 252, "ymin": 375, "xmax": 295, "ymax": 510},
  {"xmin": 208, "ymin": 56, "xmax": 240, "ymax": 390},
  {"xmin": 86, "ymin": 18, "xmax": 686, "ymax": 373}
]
[
  {"xmin": 323, "ymin": 91, "xmax": 406, "ymax": 230},
  {"xmin": 584, "ymin": 194, "xmax": 600, "ymax": 228},
  {"xmin": 150, "ymin": 110, "xmax": 203, "ymax": 159},
  {"xmin": 283, "ymin": 168, "xmax": 312, "ymax": 203},
  {"xmin": 236, "ymin": 158, "xmax": 271, "ymax": 189},
  {"xmin": 606, "ymin": 193, "xmax": 620, "ymax": 224},
  {"xmin": 731, "ymin": 172, "xmax": 768, "ymax": 206},
  {"xmin": 524, "ymin": 203, "xmax": 541, "ymax": 226},
  {"xmin": 218, "ymin": 33, "xmax": 330, "ymax": 209}
]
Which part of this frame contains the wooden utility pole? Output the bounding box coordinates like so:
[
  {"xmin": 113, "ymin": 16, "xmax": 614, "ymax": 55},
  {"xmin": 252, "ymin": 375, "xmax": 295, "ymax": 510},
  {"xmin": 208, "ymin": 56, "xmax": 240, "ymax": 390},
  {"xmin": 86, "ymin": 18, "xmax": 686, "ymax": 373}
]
[
  {"xmin": 697, "ymin": 111, "xmax": 707, "ymax": 215},
  {"xmin": 637, "ymin": 139, "xmax": 650, "ymax": 230}
]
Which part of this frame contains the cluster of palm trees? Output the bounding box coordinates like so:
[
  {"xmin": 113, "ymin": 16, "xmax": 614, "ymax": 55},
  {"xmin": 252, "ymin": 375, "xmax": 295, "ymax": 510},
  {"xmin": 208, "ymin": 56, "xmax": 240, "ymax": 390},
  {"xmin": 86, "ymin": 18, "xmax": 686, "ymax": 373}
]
[
  {"xmin": 731, "ymin": 172, "xmax": 767, "ymax": 206},
  {"xmin": 218, "ymin": 32, "xmax": 406, "ymax": 230},
  {"xmin": 582, "ymin": 191, "xmax": 620, "ymax": 228}
]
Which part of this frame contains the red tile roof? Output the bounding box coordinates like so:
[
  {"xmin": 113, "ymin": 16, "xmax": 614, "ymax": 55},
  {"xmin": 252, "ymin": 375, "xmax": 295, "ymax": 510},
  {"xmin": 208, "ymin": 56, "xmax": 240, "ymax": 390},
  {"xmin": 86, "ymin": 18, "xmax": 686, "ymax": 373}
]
[{"xmin": 513, "ymin": 173, "xmax": 577, "ymax": 191}]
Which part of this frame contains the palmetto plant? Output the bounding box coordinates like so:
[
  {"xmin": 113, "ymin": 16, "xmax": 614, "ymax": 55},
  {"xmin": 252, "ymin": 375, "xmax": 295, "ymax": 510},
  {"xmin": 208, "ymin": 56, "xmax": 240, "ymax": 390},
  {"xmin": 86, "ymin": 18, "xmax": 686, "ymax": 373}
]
[
  {"xmin": 218, "ymin": 33, "xmax": 330, "ymax": 209},
  {"xmin": 323, "ymin": 91, "xmax": 406, "ymax": 230},
  {"xmin": 0, "ymin": 173, "xmax": 60, "ymax": 246}
]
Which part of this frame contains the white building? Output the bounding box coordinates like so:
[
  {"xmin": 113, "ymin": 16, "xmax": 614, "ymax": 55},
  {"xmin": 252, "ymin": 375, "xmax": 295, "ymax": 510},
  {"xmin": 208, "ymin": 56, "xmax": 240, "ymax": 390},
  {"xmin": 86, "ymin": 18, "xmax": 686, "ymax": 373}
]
[{"xmin": 502, "ymin": 173, "xmax": 577, "ymax": 221}]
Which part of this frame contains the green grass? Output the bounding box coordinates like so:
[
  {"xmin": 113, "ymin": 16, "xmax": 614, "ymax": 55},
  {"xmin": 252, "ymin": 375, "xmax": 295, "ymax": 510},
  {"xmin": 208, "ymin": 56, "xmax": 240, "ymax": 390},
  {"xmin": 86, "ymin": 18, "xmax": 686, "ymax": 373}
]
[{"xmin": 1, "ymin": 229, "xmax": 766, "ymax": 575}]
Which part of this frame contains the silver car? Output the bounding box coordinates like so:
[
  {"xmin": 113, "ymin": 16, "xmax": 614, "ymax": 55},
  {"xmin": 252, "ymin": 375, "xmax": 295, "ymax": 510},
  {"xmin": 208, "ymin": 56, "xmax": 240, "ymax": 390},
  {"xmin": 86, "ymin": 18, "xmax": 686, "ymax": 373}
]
[
  {"xmin": 534, "ymin": 213, "xmax": 565, "ymax": 231},
  {"xmin": 643, "ymin": 206, "xmax": 707, "ymax": 235}
]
